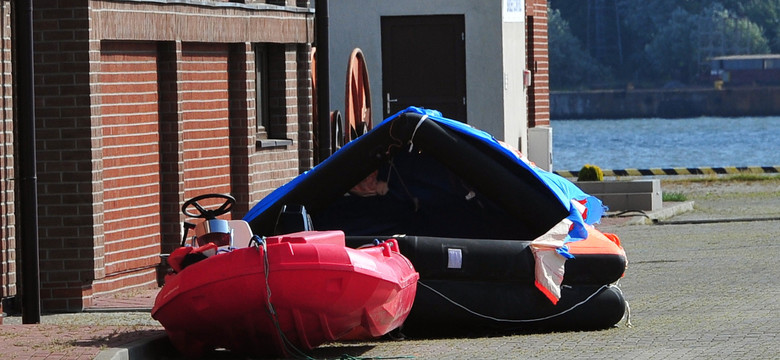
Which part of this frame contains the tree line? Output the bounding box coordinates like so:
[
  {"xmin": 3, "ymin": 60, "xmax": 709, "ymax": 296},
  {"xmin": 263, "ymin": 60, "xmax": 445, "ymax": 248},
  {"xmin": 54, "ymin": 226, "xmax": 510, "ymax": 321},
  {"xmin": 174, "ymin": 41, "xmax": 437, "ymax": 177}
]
[{"xmin": 548, "ymin": 0, "xmax": 780, "ymax": 90}]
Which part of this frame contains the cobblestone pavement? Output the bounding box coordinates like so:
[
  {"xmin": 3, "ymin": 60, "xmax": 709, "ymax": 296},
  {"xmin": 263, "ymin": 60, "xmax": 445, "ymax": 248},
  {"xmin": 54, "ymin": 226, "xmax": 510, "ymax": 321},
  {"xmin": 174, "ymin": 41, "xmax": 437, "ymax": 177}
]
[
  {"xmin": 1, "ymin": 290, "xmax": 162, "ymax": 360},
  {"xmin": 1, "ymin": 177, "xmax": 778, "ymax": 359},
  {"xmin": 315, "ymin": 225, "xmax": 779, "ymax": 359},
  {"xmin": 311, "ymin": 178, "xmax": 780, "ymax": 359}
]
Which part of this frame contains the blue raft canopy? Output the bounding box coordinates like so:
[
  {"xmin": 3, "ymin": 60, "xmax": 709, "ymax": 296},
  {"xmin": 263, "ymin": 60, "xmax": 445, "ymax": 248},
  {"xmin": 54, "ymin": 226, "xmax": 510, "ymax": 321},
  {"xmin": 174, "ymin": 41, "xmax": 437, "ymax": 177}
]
[{"xmin": 244, "ymin": 107, "xmax": 605, "ymax": 253}]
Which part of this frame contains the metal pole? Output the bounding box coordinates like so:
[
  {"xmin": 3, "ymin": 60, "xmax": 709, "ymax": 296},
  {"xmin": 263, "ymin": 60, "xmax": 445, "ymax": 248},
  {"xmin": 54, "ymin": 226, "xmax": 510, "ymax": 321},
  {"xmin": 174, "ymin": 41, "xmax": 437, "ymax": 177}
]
[
  {"xmin": 315, "ymin": 0, "xmax": 331, "ymax": 163},
  {"xmin": 13, "ymin": 0, "xmax": 41, "ymax": 324}
]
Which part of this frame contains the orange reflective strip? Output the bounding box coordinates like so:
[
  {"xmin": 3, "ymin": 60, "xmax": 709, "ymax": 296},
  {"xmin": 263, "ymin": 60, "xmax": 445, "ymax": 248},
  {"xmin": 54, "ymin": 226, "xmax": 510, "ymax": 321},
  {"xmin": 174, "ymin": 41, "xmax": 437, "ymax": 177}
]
[{"xmin": 535, "ymin": 280, "xmax": 560, "ymax": 305}]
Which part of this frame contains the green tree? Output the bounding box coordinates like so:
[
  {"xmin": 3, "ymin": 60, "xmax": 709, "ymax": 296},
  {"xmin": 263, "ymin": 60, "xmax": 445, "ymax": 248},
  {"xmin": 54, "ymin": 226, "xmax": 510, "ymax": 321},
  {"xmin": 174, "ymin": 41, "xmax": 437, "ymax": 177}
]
[
  {"xmin": 548, "ymin": 7, "xmax": 611, "ymax": 89},
  {"xmin": 731, "ymin": 0, "xmax": 780, "ymax": 52},
  {"xmin": 694, "ymin": 3, "xmax": 769, "ymax": 58},
  {"xmin": 550, "ymin": 0, "xmax": 775, "ymax": 88},
  {"xmin": 644, "ymin": 4, "xmax": 769, "ymax": 84},
  {"xmin": 643, "ymin": 8, "xmax": 696, "ymax": 83}
]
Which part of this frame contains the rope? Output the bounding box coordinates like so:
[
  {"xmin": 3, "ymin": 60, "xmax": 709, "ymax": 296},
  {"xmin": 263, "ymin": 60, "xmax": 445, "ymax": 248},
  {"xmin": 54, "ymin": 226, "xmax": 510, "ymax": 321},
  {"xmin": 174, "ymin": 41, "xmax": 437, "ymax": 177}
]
[
  {"xmin": 258, "ymin": 236, "xmax": 317, "ymax": 360},
  {"xmin": 407, "ymin": 115, "xmax": 428, "ymax": 153},
  {"xmin": 256, "ymin": 236, "xmax": 416, "ymax": 360},
  {"xmin": 612, "ymin": 280, "xmax": 632, "ymax": 327},
  {"xmin": 384, "ymin": 115, "xmax": 407, "ymax": 154},
  {"xmin": 418, "ymin": 281, "xmax": 624, "ymax": 324},
  {"xmin": 387, "ymin": 159, "xmax": 419, "ymax": 212},
  {"xmin": 605, "ymin": 210, "xmax": 649, "ymax": 218}
]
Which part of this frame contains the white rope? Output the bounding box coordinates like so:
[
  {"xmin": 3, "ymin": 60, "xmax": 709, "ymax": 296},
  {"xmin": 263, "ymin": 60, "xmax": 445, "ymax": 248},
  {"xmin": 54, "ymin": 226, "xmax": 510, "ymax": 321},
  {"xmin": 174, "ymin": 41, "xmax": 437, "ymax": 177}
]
[
  {"xmin": 611, "ymin": 280, "xmax": 632, "ymax": 327},
  {"xmin": 407, "ymin": 115, "xmax": 429, "ymax": 152},
  {"xmin": 417, "ymin": 281, "xmax": 617, "ymax": 323}
]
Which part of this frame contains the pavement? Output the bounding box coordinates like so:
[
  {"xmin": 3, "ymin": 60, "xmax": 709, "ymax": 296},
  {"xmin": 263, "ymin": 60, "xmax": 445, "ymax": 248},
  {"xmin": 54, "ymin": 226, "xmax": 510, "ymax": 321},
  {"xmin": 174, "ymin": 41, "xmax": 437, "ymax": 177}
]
[
  {"xmin": 1, "ymin": 289, "xmax": 163, "ymax": 360},
  {"xmin": 1, "ymin": 177, "xmax": 778, "ymax": 359}
]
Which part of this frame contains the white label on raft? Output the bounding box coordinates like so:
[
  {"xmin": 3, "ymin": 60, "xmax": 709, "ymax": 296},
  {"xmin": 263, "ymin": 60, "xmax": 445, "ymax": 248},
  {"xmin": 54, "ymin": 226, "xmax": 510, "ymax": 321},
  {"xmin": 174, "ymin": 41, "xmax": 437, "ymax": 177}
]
[{"xmin": 447, "ymin": 248, "xmax": 463, "ymax": 269}]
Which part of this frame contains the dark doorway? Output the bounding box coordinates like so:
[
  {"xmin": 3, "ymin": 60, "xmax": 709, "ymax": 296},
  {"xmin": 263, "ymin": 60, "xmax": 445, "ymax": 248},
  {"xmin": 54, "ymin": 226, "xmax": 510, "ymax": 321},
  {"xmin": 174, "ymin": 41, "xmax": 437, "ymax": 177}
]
[{"xmin": 381, "ymin": 15, "xmax": 467, "ymax": 122}]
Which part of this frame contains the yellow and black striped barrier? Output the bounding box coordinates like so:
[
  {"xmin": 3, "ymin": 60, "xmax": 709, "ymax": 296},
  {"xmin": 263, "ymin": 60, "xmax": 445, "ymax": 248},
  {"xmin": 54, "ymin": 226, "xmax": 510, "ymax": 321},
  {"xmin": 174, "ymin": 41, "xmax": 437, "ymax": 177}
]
[{"xmin": 554, "ymin": 166, "xmax": 780, "ymax": 178}]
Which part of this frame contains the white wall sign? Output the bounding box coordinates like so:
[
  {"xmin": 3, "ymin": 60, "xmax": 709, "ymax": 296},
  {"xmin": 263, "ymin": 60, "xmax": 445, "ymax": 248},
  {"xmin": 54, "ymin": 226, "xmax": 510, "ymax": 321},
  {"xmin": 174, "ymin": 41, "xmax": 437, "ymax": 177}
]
[{"xmin": 503, "ymin": 0, "xmax": 525, "ymax": 22}]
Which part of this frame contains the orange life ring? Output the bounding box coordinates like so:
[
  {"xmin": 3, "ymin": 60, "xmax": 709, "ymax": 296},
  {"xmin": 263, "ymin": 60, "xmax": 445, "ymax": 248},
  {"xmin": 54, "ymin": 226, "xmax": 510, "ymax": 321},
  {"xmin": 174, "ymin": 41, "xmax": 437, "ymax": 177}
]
[{"xmin": 344, "ymin": 48, "xmax": 372, "ymax": 143}]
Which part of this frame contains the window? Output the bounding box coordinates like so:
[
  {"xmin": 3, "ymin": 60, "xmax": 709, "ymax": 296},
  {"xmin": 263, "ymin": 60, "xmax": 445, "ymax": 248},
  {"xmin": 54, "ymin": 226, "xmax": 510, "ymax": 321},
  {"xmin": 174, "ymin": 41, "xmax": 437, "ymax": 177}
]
[
  {"xmin": 255, "ymin": 43, "xmax": 271, "ymax": 136},
  {"xmin": 254, "ymin": 43, "xmax": 291, "ymax": 147}
]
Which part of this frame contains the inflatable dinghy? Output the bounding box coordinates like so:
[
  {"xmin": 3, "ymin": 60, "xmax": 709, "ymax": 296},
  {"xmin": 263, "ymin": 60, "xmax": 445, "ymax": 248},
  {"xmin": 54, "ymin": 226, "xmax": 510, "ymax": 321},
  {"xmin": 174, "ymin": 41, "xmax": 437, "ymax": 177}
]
[
  {"xmin": 244, "ymin": 107, "xmax": 628, "ymax": 334},
  {"xmin": 153, "ymin": 194, "xmax": 418, "ymax": 357}
]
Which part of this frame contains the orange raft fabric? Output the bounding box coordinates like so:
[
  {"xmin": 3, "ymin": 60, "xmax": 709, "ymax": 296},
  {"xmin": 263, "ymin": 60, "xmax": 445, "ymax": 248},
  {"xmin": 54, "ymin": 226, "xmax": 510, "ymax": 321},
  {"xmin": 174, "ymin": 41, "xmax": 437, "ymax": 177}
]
[
  {"xmin": 531, "ymin": 224, "xmax": 625, "ymax": 304},
  {"xmin": 567, "ymin": 227, "xmax": 625, "ymax": 256}
]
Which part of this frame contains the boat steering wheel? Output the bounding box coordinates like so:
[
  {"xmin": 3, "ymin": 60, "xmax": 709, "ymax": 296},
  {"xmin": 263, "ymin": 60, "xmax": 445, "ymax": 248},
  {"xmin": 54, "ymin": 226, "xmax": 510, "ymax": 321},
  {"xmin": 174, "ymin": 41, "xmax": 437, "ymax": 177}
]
[{"xmin": 182, "ymin": 193, "xmax": 236, "ymax": 220}]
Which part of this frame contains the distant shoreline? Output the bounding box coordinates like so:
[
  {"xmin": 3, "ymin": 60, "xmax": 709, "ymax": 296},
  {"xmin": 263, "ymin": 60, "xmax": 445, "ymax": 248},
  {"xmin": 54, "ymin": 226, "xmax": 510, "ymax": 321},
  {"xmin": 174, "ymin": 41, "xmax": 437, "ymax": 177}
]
[{"xmin": 550, "ymin": 86, "xmax": 780, "ymax": 119}]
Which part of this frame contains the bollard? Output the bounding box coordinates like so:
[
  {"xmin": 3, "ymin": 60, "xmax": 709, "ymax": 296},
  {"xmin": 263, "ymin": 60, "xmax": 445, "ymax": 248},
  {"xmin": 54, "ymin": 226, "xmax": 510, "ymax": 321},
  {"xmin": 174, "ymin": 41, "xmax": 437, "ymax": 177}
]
[{"xmin": 157, "ymin": 254, "xmax": 170, "ymax": 287}]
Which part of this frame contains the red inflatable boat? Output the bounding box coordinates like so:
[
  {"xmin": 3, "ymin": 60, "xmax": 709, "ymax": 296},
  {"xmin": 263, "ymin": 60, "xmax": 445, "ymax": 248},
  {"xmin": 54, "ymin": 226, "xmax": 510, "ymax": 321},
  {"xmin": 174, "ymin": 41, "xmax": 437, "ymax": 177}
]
[{"xmin": 152, "ymin": 195, "xmax": 419, "ymax": 358}]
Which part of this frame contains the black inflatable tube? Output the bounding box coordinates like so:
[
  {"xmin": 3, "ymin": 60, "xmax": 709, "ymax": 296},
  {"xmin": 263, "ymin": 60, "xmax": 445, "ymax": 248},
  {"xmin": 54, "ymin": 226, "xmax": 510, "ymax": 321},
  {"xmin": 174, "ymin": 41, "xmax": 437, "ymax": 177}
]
[
  {"xmin": 402, "ymin": 282, "xmax": 626, "ymax": 336},
  {"xmin": 346, "ymin": 236, "xmax": 626, "ymax": 286}
]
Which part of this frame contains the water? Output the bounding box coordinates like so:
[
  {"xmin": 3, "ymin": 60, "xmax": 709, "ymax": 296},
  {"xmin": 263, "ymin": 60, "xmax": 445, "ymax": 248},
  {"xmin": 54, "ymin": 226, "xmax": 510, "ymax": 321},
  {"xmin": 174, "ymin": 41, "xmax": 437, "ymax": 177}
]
[{"xmin": 551, "ymin": 116, "xmax": 780, "ymax": 171}]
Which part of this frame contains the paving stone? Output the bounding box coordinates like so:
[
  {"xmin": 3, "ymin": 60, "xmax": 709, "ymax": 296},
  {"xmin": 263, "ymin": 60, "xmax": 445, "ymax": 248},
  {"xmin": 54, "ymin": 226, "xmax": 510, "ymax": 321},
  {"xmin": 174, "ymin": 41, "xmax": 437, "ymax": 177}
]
[{"xmin": 2, "ymin": 178, "xmax": 778, "ymax": 359}]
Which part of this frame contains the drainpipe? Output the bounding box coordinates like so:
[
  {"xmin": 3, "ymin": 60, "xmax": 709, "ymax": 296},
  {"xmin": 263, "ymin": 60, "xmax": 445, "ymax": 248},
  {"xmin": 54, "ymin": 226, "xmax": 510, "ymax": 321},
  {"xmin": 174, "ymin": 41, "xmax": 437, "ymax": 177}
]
[
  {"xmin": 14, "ymin": 0, "xmax": 41, "ymax": 324},
  {"xmin": 315, "ymin": 0, "xmax": 331, "ymax": 163}
]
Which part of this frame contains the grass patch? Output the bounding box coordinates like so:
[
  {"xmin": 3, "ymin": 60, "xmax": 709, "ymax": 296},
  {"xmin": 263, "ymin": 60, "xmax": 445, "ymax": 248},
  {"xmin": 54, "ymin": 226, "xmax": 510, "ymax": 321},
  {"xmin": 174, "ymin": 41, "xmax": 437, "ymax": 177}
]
[
  {"xmin": 663, "ymin": 173, "xmax": 780, "ymax": 184},
  {"xmin": 726, "ymin": 173, "xmax": 780, "ymax": 182},
  {"xmin": 662, "ymin": 191, "xmax": 687, "ymax": 202}
]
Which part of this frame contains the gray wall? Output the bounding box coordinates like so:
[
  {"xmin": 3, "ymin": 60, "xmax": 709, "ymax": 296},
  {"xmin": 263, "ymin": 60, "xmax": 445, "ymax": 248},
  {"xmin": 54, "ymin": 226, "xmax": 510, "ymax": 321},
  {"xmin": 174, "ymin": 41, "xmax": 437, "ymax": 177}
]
[{"xmin": 327, "ymin": 0, "xmax": 526, "ymax": 144}]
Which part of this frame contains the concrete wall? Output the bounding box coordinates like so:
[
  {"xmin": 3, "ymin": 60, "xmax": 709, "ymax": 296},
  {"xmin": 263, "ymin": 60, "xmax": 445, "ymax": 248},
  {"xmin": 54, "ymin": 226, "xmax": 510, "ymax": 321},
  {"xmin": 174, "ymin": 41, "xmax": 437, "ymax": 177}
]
[
  {"xmin": 551, "ymin": 87, "xmax": 780, "ymax": 119},
  {"xmin": 328, "ymin": 0, "xmax": 527, "ymax": 147},
  {"xmin": 501, "ymin": 20, "xmax": 528, "ymax": 153}
]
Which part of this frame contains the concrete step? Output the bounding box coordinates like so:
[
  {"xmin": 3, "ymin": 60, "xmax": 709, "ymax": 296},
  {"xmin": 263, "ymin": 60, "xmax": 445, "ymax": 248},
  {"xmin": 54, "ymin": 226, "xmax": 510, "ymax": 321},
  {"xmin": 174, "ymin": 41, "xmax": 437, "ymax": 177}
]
[{"xmin": 574, "ymin": 179, "xmax": 662, "ymax": 211}]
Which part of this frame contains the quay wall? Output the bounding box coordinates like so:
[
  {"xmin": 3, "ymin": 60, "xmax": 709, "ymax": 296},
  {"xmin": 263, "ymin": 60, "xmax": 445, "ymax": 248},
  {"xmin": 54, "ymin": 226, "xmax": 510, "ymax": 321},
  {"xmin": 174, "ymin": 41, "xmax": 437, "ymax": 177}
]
[{"xmin": 551, "ymin": 87, "xmax": 780, "ymax": 119}]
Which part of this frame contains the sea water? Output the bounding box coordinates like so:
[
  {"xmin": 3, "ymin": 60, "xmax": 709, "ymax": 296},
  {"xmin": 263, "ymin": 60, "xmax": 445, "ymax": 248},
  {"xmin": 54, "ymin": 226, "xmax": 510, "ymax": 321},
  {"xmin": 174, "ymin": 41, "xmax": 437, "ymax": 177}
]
[{"xmin": 550, "ymin": 116, "xmax": 780, "ymax": 171}]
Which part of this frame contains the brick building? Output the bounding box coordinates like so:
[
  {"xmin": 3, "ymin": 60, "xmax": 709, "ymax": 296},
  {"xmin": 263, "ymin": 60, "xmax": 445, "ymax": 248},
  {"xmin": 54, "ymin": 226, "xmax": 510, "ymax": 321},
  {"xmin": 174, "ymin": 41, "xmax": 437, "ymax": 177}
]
[
  {"xmin": 526, "ymin": 0, "xmax": 550, "ymax": 128},
  {"xmin": 1, "ymin": 0, "xmax": 14, "ymax": 317},
  {"xmin": 2, "ymin": 0, "xmax": 314, "ymax": 312},
  {"xmin": 1, "ymin": 0, "xmax": 549, "ymax": 314}
]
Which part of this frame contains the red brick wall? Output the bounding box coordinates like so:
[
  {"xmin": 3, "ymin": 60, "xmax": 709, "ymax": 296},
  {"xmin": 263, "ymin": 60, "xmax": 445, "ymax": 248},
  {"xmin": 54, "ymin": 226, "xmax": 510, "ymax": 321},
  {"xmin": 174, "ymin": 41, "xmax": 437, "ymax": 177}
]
[
  {"xmin": 296, "ymin": 43, "xmax": 315, "ymax": 173},
  {"xmin": 97, "ymin": 41, "xmax": 162, "ymax": 294},
  {"xmin": 180, "ymin": 43, "xmax": 233, "ymax": 200},
  {"xmin": 225, "ymin": 42, "xmax": 314, "ymax": 216},
  {"xmin": 526, "ymin": 0, "xmax": 550, "ymax": 127},
  {"xmin": 157, "ymin": 41, "xmax": 186, "ymax": 255},
  {"xmin": 1, "ymin": 0, "xmax": 15, "ymax": 303},
  {"xmin": 24, "ymin": 0, "xmax": 313, "ymax": 311},
  {"xmin": 226, "ymin": 43, "xmax": 253, "ymax": 217},
  {"xmin": 247, "ymin": 44, "xmax": 307, "ymax": 203},
  {"xmin": 33, "ymin": 0, "xmax": 97, "ymax": 311}
]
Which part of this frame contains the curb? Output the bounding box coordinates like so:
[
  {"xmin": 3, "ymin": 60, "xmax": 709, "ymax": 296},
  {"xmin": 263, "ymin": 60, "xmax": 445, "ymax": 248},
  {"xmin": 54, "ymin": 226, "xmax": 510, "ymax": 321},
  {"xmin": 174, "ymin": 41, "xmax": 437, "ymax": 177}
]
[
  {"xmin": 623, "ymin": 201, "xmax": 695, "ymax": 225},
  {"xmin": 95, "ymin": 334, "xmax": 174, "ymax": 360},
  {"xmin": 555, "ymin": 165, "xmax": 780, "ymax": 178}
]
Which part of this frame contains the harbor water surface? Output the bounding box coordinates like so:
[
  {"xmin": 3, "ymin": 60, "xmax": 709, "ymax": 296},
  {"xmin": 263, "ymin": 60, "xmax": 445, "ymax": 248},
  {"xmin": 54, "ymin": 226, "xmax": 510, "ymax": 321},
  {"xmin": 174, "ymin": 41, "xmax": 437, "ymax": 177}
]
[{"xmin": 551, "ymin": 116, "xmax": 780, "ymax": 171}]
